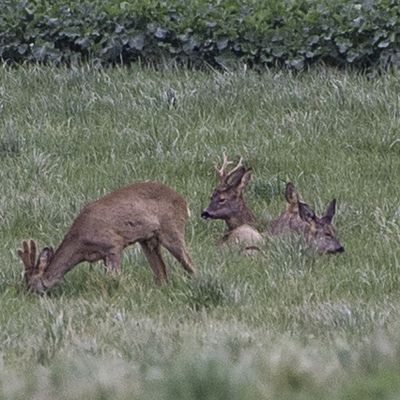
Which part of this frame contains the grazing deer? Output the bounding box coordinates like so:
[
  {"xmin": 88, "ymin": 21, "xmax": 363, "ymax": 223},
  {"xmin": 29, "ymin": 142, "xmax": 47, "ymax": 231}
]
[
  {"xmin": 269, "ymin": 182, "xmax": 344, "ymax": 254},
  {"xmin": 17, "ymin": 182, "xmax": 196, "ymax": 293},
  {"xmin": 201, "ymin": 154, "xmax": 263, "ymax": 252}
]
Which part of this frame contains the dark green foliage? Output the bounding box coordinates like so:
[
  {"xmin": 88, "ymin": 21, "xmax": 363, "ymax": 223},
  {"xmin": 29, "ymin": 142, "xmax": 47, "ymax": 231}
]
[{"xmin": 0, "ymin": 0, "xmax": 400, "ymax": 70}]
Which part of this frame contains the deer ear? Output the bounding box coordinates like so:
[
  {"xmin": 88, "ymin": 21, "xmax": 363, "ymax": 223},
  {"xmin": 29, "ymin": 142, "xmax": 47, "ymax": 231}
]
[
  {"xmin": 236, "ymin": 169, "xmax": 252, "ymax": 193},
  {"xmin": 226, "ymin": 166, "xmax": 246, "ymax": 187},
  {"xmin": 298, "ymin": 201, "xmax": 316, "ymax": 223},
  {"xmin": 322, "ymin": 199, "xmax": 336, "ymax": 224},
  {"xmin": 285, "ymin": 182, "xmax": 299, "ymax": 205}
]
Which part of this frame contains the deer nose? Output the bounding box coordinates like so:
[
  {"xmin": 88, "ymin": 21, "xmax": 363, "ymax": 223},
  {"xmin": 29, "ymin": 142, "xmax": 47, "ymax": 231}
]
[
  {"xmin": 328, "ymin": 246, "xmax": 345, "ymax": 254},
  {"xmin": 201, "ymin": 210, "xmax": 211, "ymax": 219}
]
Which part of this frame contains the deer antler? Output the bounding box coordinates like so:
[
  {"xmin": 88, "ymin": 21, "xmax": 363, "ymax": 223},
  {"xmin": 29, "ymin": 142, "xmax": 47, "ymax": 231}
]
[
  {"xmin": 17, "ymin": 240, "xmax": 37, "ymax": 284},
  {"xmin": 214, "ymin": 153, "xmax": 244, "ymax": 183},
  {"xmin": 214, "ymin": 153, "xmax": 232, "ymax": 182},
  {"xmin": 17, "ymin": 240, "xmax": 54, "ymax": 286}
]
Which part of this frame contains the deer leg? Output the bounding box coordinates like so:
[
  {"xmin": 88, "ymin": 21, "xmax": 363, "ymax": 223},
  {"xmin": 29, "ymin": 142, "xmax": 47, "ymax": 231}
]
[
  {"xmin": 159, "ymin": 233, "xmax": 196, "ymax": 276},
  {"xmin": 104, "ymin": 249, "xmax": 122, "ymax": 275},
  {"xmin": 139, "ymin": 239, "xmax": 168, "ymax": 286}
]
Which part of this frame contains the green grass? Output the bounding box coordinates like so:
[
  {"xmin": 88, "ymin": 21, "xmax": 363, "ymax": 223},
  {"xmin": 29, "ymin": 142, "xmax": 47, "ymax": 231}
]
[{"xmin": 1, "ymin": 65, "xmax": 400, "ymax": 399}]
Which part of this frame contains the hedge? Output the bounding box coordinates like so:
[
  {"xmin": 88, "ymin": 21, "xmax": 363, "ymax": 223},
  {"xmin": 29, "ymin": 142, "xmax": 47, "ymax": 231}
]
[{"xmin": 0, "ymin": 0, "xmax": 399, "ymax": 70}]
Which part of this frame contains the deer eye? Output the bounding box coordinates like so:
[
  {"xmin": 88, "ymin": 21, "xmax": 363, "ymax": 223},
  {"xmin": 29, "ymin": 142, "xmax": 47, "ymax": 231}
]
[{"xmin": 219, "ymin": 198, "xmax": 226, "ymax": 204}]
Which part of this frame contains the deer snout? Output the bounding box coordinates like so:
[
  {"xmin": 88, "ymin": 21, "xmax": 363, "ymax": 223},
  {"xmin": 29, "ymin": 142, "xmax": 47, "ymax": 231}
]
[
  {"xmin": 28, "ymin": 276, "xmax": 47, "ymax": 294},
  {"xmin": 201, "ymin": 209, "xmax": 211, "ymax": 219},
  {"xmin": 328, "ymin": 245, "xmax": 345, "ymax": 254}
]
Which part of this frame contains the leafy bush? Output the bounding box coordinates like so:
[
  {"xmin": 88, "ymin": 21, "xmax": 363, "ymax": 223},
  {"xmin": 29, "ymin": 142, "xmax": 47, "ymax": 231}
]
[{"xmin": 0, "ymin": 0, "xmax": 399, "ymax": 70}]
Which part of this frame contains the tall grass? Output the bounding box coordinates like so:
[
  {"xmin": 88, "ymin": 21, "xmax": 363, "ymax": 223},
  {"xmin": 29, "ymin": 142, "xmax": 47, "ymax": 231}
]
[{"xmin": 1, "ymin": 65, "xmax": 400, "ymax": 398}]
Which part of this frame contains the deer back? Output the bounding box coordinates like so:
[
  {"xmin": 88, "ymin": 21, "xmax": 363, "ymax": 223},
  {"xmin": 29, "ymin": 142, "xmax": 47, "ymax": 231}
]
[{"xmin": 73, "ymin": 182, "xmax": 190, "ymax": 244}]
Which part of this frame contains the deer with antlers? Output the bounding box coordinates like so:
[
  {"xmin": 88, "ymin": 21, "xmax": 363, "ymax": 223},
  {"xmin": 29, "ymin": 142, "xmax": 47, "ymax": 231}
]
[
  {"xmin": 18, "ymin": 182, "xmax": 196, "ymax": 293},
  {"xmin": 201, "ymin": 154, "xmax": 263, "ymax": 253}
]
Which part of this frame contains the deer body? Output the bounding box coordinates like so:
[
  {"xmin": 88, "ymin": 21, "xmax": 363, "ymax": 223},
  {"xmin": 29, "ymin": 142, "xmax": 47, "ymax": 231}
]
[
  {"xmin": 201, "ymin": 155, "xmax": 263, "ymax": 253},
  {"xmin": 18, "ymin": 182, "xmax": 196, "ymax": 293}
]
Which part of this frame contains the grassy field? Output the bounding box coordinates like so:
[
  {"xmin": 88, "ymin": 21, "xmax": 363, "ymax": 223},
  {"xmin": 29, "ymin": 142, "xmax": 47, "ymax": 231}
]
[{"xmin": 1, "ymin": 64, "xmax": 400, "ymax": 399}]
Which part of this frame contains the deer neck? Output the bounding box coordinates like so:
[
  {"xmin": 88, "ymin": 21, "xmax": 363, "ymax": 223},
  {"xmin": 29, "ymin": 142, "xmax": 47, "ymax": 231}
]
[
  {"xmin": 225, "ymin": 200, "xmax": 256, "ymax": 231},
  {"xmin": 40, "ymin": 239, "xmax": 82, "ymax": 290}
]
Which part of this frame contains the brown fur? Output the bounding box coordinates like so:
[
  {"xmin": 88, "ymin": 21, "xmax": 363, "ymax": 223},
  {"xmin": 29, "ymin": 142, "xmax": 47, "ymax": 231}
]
[
  {"xmin": 201, "ymin": 155, "xmax": 263, "ymax": 253},
  {"xmin": 18, "ymin": 182, "xmax": 196, "ymax": 293},
  {"xmin": 269, "ymin": 183, "xmax": 344, "ymax": 254},
  {"xmin": 269, "ymin": 182, "xmax": 307, "ymax": 235},
  {"xmin": 298, "ymin": 199, "xmax": 344, "ymax": 254}
]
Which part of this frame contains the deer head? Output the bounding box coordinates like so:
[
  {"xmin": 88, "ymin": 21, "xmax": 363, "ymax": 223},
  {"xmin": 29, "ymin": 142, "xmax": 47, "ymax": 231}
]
[
  {"xmin": 17, "ymin": 239, "xmax": 54, "ymax": 292},
  {"xmin": 201, "ymin": 154, "xmax": 256, "ymax": 230},
  {"xmin": 298, "ymin": 199, "xmax": 344, "ymax": 254}
]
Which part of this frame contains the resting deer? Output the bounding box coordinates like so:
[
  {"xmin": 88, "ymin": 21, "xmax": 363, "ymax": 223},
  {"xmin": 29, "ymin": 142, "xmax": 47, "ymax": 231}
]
[
  {"xmin": 17, "ymin": 182, "xmax": 196, "ymax": 293},
  {"xmin": 269, "ymin": 182, "xmax": 307, "ymax": 236},
  {"xmin": 201, "ymin": 154, "xmax": 263, "ymax": 252},
  {"xmin": 269, "ymin": 182, "xmax": 344, "ymax": 254}
]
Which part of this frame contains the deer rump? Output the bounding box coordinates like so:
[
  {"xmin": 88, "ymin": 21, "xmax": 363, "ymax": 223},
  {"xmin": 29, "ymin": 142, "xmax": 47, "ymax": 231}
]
[{"xmin": 18, "ymin": 182, "xmax": 196, "ymax": 293}]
